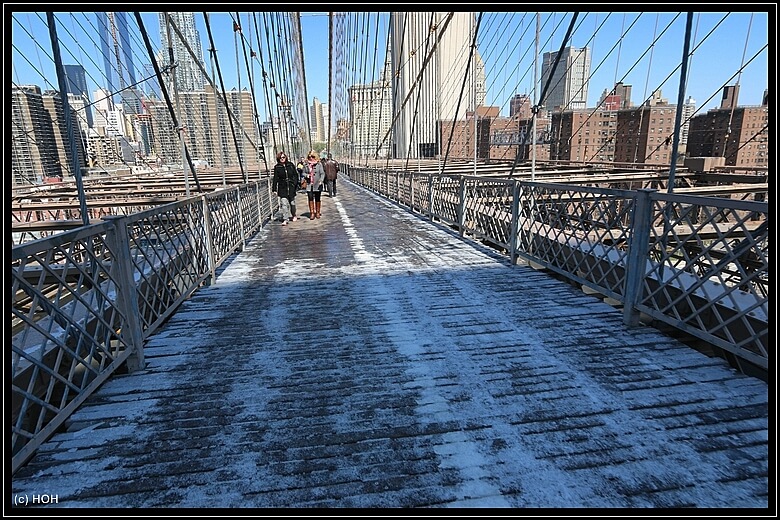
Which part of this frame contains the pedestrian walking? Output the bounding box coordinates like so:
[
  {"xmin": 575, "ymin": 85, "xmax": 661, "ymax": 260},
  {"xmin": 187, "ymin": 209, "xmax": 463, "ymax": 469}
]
[
  {"xmin": 322, "ymin": 153, "xmax": 340, "ymax": 197},
  {"xmin": 296, "ymin": 157, "xmax": 306, "ymax": 190},
  {"xmin": 271, "ymin": 151, "xmax": 299, "ymax": 226},
  {"xmin": 304, "ymin": 150, "xmax": 325, "ymax": 219}
]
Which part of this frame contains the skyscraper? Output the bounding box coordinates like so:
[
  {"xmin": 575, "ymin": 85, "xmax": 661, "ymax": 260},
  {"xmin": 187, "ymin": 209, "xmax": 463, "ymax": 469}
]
[
  {"xmin": 474, "ymin": 51, "xmax": 487, "ymax": 107},
  {"xmin": 11, "ymin": 85, "xmax": 78, "ymax": 184},
  {"xmin": 12, "ymin": 85, "xmax": 55, "ymax": 184},
  {"xmin": 63, "ymin": 64, "xmax": 94, "ymax": 128},
  {"xmin": 158, "ymin": 12, "xmax": 206, "ymax": 92},
  {"xmin": 389, "ymin": 12, "xmax": 482, "ymax": 159},
  {"xmin": 143, "ymin": 62, "xmax": 162, "ymax": 100},
  {"xmin": 349, "ymin": 80, "xmax": 392, "ymax": 159},
  {"xmin": 540, "ymin": 46, "xmax": 590, "ymax": 111},
  {"xmin": 680, "ymin": 96, "xmax": 696, "ymax": 146},
  {"xmin": 96, "ymin": 13, "xmax": 138, "ymax": 107},
  {"xmin": 311, "ymin": 97, "xmax": 327, "ymax": 143}
]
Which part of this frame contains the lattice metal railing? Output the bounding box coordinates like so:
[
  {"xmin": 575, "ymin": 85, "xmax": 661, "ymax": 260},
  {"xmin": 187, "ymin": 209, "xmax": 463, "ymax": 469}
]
[
  {"xmin": 239, "ymin": 184, "xmax": 262, "ymax": 234},
  {"xmin": 386, "ymin": 170, "xmax": 401, "ymax": 204},
  {"xmin": 11, "ymin": 199, "xmax": 188, "ymax": 246},
  {"xmin": 207, "ymin": 189, "xmax": 244, "ymax": 266},
  {"xmin": 349, "ymin": 168, "xmax": 769, "ymax": 374},
  {"xmin": 12, "ymin": 222, "xmax": 141, "ymax": 474},
  {"xmin": 462, "ymin": 177, "xmax": 514, "ymax": 252},
  {"xmin": 636, "ymin": 191, "xmax": 769, "ymax": 368},
  {"xmin": 412, "ymin": 175, "xmax": 431, "ymax": 216},
  {"xmin": 517, "ymin": 181, "xmax": 637, "ymax": 300},
  {"xmin": 11, "ymin": 179, "xmax": 277, "ymax": 474},
  {"xmin": 397, "ymin": 172, "xmax": 412, "ymax": 208},
  {"xmin": 431, "ymin": 175, "xmax": 460, "ymax": 226},
  {"xmin": 378, "ymin": 169, "xmax": 389, "ymax": 196},
  {"xmin": 125, "ymin": 199, "xmax": 210, "ymax": 335}
]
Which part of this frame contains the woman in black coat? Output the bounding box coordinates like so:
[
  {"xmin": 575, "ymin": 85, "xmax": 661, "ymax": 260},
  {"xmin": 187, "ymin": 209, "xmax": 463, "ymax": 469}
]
[{"xmin": 271, "ymin": 151, "xmax": 300, "ymax": 225}]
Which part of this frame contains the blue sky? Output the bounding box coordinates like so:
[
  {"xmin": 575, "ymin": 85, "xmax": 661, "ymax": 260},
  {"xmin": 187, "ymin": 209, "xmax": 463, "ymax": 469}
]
[
  {"xmin": 561, "ymin": 11, "xmax": 769, "ymax": 110},
  {"xmin": 9, "ymin": 10, "xmax": 770, "ymax": 118}
]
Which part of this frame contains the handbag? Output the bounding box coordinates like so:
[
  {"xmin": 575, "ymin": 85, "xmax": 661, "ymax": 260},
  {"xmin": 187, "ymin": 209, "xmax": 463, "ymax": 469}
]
[{"xmin": 300, "ymin": 178, "xmax": 308, "ymax": 189}]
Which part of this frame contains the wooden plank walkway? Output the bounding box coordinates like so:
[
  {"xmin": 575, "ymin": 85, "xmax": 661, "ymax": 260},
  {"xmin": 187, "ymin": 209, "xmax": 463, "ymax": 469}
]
[{"xmin": 10, "ymin": 180, "xmax": 769, "ymax": 511}]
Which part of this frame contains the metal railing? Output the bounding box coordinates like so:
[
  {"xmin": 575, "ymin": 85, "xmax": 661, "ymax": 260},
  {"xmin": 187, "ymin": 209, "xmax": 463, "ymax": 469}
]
[
  {"xmin": 10, "ymin": 169, "xmax": 769, "ymax": 474},
  {"xmin": 11, "ymin": 179, "xmax": 278, "ymax": 474},
  {"xmin": 350, "ymin": 167, "xmax": 769, "ymax": 376}
]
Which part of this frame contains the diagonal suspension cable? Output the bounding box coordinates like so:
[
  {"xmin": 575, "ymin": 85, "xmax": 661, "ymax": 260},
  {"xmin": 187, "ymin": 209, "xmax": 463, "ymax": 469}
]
[
  {"xmin": 510, "ymin": 11, "xmax": 579, "ymax": 177},
  {"xmin": 202, "ymin": 13, "xmax": 247, "ymax": 184},
  {"xmin": 375, "ymin": 12, "xmax": 455, "ymax": 160},
  {"xmin": 134, "ymin": 11, "xmax": 203, "ymax": 192}
]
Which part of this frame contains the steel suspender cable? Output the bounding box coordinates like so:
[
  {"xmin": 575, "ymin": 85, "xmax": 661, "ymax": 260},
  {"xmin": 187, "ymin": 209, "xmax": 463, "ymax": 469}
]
[
  {"xmin": 232, "ymin": 12, "xmax": 270, "ymax": 174},
  {"xmin": 404, "ymin": 12, "xmax": 437, "ymax": 171},
  {"xmin": 134, "ymin": 12, "xmax": 203, "ymax": 193},
  {"xmin": 252, "ymin": 13, "xmax": 279, "ymax": 155},
  {"xmin": 376, "ymin": 12, "xmax": 454, "ymax": 160},
  {"xmin": 442, "ymin": 13, "xmax": 483, "ymax": 175},
  {"xmin": 46, "ymin": 12, "xmax": 90, "ymax": 225},
  {"xmin": 510, "ymin": 12, "xmax": 579, "ymax": 177},
  {"xmin": 723, "ymin": 13, "xmax": 754, "ymax": 160},
  {"xmin": 203, "ymin": 13, "xmax": 247, "ymax": 184}
]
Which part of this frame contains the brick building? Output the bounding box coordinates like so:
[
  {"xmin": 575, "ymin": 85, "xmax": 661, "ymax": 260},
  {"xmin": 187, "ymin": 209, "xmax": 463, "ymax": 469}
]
[
  {"xmin": 613, "ymin": 90, "xmax": 677, "ymax": 165},
  {"xmin": 686, "ymin": 87, "xmax": 769, "ymax": 168},
  {"xmin": 550, "ymin": 109, "xmax": 617, "ymax": 163}
]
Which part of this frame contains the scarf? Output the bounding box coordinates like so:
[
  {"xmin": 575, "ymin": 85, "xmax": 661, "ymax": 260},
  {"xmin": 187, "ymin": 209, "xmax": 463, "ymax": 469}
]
[{"xmin": 308, "ymin": 159, "xmax": 318, "ymax": 184}]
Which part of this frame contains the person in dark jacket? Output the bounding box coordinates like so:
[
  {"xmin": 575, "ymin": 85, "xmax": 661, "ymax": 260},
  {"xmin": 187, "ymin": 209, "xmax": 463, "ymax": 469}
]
[
  {"xmin": 271, "ymin": 151, "xmax": 299, "ymax": 225},
  {"xmin": 322, "ymin": 152, "xmax": 340, "ymax": 197}
]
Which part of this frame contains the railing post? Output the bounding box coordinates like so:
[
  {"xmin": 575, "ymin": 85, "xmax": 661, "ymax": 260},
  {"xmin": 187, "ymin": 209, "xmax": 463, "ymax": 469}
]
[
  {"xmin": 623, "ymin": 188, "xmax": 656, "ymax": 326},
  {"xmin": 103, "ymin": 215, "xmax": 144, "ymax": 372},
  {"xmin": 509, "ymin": 180, "xmax": 520, "ymax": 265},
  {"xmin": 396, "ymin": 171, "xmax": 401, "ymax": 203},
  {"xmin": 410, "ymin": 174, "xmax": 415, "ymax": 212},
  {"xmin": 458, "ymin": 176, "xmax": 466, "ymax": 237},
  {"xmin": 202, "ymin": 195, "xmax": 216, "ymax": 286},
  {"xmin": 428, "ymin": 173, "xmax": 434, "ymax": 221},
  {"xmin": 235, "ymin": 187, "xmax": 245, "ymax": 249},
  {"xmin": 267, "ymin": 179, "xmax": 275, "ymax": 222},
  {"xmin": 255, "ymin": 182, "xmax": 262, "ymax": 228}
]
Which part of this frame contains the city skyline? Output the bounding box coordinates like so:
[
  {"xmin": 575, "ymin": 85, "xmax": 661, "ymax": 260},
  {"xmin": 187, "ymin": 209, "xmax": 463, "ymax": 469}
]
[
  {"xmin": 8, "ymin": 9, "xmax": 770, "ymax": 183},
  {"xmin": 9, "ymin": 10, "xmax": 770, "ymax": 119}
]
